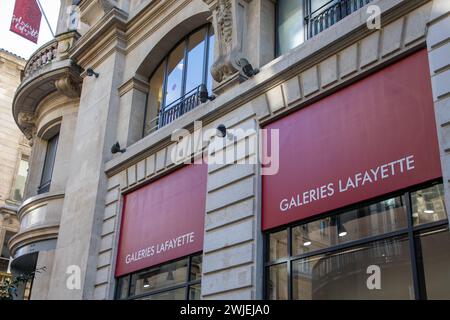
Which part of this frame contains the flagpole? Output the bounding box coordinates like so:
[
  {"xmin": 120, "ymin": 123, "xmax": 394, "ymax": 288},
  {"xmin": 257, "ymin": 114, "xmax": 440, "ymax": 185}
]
[{"xmin": 35, "ymin": 0, "xmax": 55, "ymax": 37}]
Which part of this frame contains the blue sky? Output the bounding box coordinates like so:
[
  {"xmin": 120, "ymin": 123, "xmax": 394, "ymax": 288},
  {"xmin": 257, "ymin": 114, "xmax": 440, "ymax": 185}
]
[{"xmin": 0, "ymin": 0, "xmax": 60, "ymax": 59}]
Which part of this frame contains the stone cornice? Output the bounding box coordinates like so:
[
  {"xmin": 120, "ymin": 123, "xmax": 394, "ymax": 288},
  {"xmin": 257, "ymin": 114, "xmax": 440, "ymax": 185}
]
[
  {"xmin": 18, "ymin": 192, "xmax": 65, "ymax": 221},
  {"xmin": 118, "ymin": 75, "xmax": 149, "ymax": 96},
  {"xmin": 104, "ymin": 0, "xmax": 431, "ymax": 176},
  {"xmin": 69, "ymin": 7, "xmax": 128, "ymax": 69},
  {"xmin": 8, "ymin": 224, "xmax": 60, "ymax": 257}
]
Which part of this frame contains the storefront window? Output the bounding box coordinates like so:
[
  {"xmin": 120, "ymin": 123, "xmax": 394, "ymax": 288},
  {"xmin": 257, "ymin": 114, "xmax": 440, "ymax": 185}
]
[
  {"xmin": 411, "ymin": 184, "xmax": 446, "ymax": 226},
  {"xmin": 117, "ymin": 253, "xmax": 202, "ymax": 300},
  {"xmin": 266, "ymin": 182, "xmax": 449, "ymax": 300},
  {"xmin": 292, "ymin": 196, "xmax": 407, "ymax": 255},
  {"xmin": 419, "ymin": 228, "xmax": 450, "ymax": 299},
  {"xmin": 292, "ymin": 237, "xmax": 414, "ymax": 299}
]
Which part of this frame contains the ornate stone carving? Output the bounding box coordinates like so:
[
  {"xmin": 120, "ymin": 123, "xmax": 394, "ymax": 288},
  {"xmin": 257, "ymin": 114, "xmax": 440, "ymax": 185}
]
[
  {"xmin": 55, "ymin": 75, "xmax": 81, "ymax": 99},
  {"xmin": 206, "ymin": 0, "xmax": 253, "ymax": 87},
  {"xmin": 18, "ymin": 112, "xmax": 36, "ymax": 141}
]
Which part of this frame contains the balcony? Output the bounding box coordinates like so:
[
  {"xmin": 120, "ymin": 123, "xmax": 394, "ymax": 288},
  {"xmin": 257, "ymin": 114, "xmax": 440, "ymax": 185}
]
[
  {"xmin": 12, "ymin": 31, "xmax": 82, "ymax": 140},
  {"xmin": 146, "ymin": 85, "xmax": 207, "ymax": 134},
  {"xmin": 306, "ymin": 0, "xmax": 373, "ymax": 39}
]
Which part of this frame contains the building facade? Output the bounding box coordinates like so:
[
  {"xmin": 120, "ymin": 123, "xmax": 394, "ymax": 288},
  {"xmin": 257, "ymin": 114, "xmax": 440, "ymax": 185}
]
[
  {"xmin": 10, "ymin": 0, "xmax": 450, "ymax": 300},
  {"xmin": 0, "ymin": 49, "xmax": 30, "ymax": 287}
]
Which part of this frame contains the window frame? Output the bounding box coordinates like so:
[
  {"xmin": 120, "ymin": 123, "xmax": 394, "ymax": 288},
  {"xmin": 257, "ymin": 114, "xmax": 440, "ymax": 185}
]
[
  {"xmin": 38, "ymin": 133, "xmax": 59, "ymax": 195},
  {"xmin": 115, "ymin": 252, "xmax": 203, "ymax": 300},
  {"xmin": 143, "ymin": 24, "xmax": 214, "ymax": 136},
  {"xmin": 264, "ymin": 179, "xmax": 448, "ymax": 300}
]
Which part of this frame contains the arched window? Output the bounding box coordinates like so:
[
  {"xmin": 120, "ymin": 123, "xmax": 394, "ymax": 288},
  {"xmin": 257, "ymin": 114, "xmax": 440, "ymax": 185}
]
[{"xmin": 144, "ymin": 25, "xmax": 214, "ymax": 136}]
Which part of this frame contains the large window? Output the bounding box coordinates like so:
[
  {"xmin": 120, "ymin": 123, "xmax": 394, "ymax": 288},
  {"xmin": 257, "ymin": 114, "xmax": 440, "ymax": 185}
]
[
  {"xmin": 38, "ymin": 134, "xmax": 59, "ymax": 194},
  {"xmin": 116, "ymin": 253, "xmax": 202, "ymax": 300},
  {"xmin": 266, "ymin": 182, "xmax": 449, "ymax": 300},
  {"xmin": 276, "ymin": 0, "xmax": 373, "ymax": 56},
  {"xmin": 144, "ymin": 25, "xmax": 214, "ymax": 135}
]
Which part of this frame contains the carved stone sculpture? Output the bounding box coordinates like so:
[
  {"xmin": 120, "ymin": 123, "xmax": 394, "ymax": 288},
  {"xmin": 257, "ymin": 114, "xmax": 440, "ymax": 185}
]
[{"xmin": 18, "ymin": 112, "xmax": 36, "ymax": 141}]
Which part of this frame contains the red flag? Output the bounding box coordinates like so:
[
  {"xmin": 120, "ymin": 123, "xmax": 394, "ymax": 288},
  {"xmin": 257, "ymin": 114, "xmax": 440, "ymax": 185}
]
[{"xmin": 10, "ymin": 0, "xmax": 42, "ymax": 44}]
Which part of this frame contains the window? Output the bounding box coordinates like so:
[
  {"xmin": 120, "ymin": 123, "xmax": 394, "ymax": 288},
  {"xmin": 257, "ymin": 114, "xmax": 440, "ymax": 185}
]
[
  {"xmin": 12, "ymin": 157, "xmax": 29, "ymax": 202},
  {"xmin": 144, "ymin": 25, "xmax": 214, "ymax": 135},
  {"xmin": 266, "ymin": 182, "xmax": 449, "ymax": 300},
  {"xmin": 276, "ymin": 0, "xmax": 373, "ymax": 56},
  {"xmin": 38, "ymin": 134, "xmax": 59, "ymax": 194},
  {"xmin": 1, "ymin": 231, "xmax": 15, "ymax": 273},
  {"xmin": 116, "ymin": 253, "xmax": 203, "ymax": 300}
]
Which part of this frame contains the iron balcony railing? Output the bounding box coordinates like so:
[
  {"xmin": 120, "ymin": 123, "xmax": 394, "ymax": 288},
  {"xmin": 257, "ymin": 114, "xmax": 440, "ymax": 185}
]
[
  {"xmin": 306, "ymin": 0, "xmax": 373, "ymax": 39},
  {"xmin": 157, "ymin": 85, "xmax": 203, "ymax": 129}
]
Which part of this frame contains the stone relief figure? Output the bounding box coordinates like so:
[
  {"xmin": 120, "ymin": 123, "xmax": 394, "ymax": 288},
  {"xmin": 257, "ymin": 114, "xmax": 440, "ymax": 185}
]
[
  {"xmin": 17, "ymin": 112, "xmax": 36, "ymax": 142},
  {"xmin": 217, "ymin": 0, "xmax": 233, "ymax": 45},
  {"xmin": 210, "ymin": 0, "xmax": 246, "ymax": 84}
]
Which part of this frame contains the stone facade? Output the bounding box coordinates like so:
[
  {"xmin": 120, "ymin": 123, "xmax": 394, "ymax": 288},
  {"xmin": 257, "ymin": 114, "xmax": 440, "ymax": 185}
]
[
  {"xmin": 0, "ymin": 49, "xmax": 29, "ymax": 277},
  {"xmin": 9, "ymin": 0, "xmax": 450, "ymax": 300}
]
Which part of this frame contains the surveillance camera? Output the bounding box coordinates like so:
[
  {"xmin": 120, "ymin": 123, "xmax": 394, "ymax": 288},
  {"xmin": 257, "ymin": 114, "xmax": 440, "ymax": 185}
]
[
  {"xmin": 86, "ymin": 68, "xmax": 99, "ymax": 78},
  {"xmin": 111, "ymin": 142, "xmax": 126, "ymax": 154},
  {"xmin": 238, "ymin": 58, "xmax": 259, "ymax": 78},
  {"xmin": 216, "ymin": 124, "xmax": 227, "ymax": 138}
]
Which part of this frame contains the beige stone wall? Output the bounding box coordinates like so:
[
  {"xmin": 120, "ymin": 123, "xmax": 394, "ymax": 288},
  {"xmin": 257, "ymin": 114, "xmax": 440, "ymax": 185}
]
[{"xmin": 0, "ymin": 49, "xmax": 30, "ymax": 272}]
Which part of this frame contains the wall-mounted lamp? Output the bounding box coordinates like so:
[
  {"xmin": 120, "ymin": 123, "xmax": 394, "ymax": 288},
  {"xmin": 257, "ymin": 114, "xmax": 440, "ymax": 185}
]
[
  {"xmin": 86, "ymin": 68, "xmax": 99, "ymax": 78},
  {"xmin": 199, "ymin": 84, "xmax": 215, "ymax": 103},
  {"xmin": 111, "ymin": 142, "xmax": 126, "ymax": 154}
]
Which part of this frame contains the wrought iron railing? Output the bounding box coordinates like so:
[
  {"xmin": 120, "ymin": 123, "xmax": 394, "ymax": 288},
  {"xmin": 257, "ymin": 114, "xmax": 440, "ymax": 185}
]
[
  {"xmin": 306, "ymin": 0, "xmax": 373, "ymax": 39},
  {"xmin": 157, "ymin": 85, "xmax": 203, "ymax": 129}
]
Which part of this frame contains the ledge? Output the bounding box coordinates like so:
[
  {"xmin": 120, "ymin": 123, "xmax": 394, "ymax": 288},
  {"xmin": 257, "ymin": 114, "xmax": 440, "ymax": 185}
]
[
  {"xmin": 8, "ymin": 224, "xmax": 60, "ymax": 257},
  {"xmin": 17, "ymin": 191, "xmax": 65, "ymax": 221}
]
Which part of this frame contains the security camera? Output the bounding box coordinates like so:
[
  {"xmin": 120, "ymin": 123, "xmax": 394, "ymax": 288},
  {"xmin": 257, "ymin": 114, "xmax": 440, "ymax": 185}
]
[
  {"xmin": 238, "ymin": 58, "xmax": 259, "ymax": 78},
  {"xmin": 86, "ymin": 68, "xmax": 99, "ymax": 78},
  {"xmin": 216, "ymin": 124, "xmax": 235, "ymax": 140},
  {"xmin": 111, "ymin": 142, "xmax": 126, "ymax": 154},
  {"xmin": 199, "ymin": 84, "xmax": 216, "ymax": 103}
]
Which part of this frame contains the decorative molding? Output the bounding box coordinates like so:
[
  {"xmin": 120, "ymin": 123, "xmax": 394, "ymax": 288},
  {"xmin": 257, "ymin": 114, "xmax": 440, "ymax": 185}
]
[
  {"xmin": 204, "ymin": 0, "xmax": 253, "ymax": 89},
  {"xmin": 8, "ymin": 224, "xmax": 60, "ymax": 257},
  {"xmin": 55, "ymin": 74, "xmax": 82, "ymax": 98},
  {"xmin": 118, "ymin": 76, "xmax": 149, "ymax": 96},
  {"xmin": 17, "ymin": 112, "xmax": 37, "ymax": 141}
]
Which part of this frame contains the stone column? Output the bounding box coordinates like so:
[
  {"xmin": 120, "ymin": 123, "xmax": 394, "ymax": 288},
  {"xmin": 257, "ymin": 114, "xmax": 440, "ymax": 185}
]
[
  {"xmin": 426, "ymin": 0, "xmax": 450, "ymax": 222},
  {"xmin": 46, "ymin": 50, "xmax": 125, "ymax": 299}
]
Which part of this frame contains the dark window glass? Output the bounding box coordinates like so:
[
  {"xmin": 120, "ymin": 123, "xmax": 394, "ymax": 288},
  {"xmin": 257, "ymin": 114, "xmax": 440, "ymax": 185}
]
[
  {"xmin": 189, "ymin": 284, "xmax": 202, "ymax": 300},
  {"xmin": 293, "ymin": 196, "xmax": 407, "ymax": 255},
  {"xmin": 419, "ymin": 229, "xmax": 450, "ymax": 299},
  {"xmin": 130, "ymin": 258, "xmax": 188, "ymax": 296},
  {"xmin": 144, "ymin": 63, "xmax": 165, "ymax": 136},
  {"xmin": 138, "ymin": 288, "xmax": 186, "ymax": 300},
  {"xmin": 190, "ymin": 254, "xmax": 202, "ymax": 281},
  {"xmin": 39, "ymin": 134, "xmax": 59, "ymax": 194},
  {"xmin": 268, "ymin": 263, "xmax": 288, "ymax": 300},
  {"xmin": 269, "ymin": 230, "xmax": 288, "ymax": 262},
  {"xmin": 411, "ymin": 184, "xmax": 446, "ymax": 226},
  {"xmin": 118, "ymin": 253, "xmax": 202, "ymax": 300},
  {"xmin": 292, "ymin": 236, "xmax": 414, "ymax": 300},
  {"xmin": 1, "ymin": 231, "xmax": 14, "ymax": 258},
  {"xmin": 277, "ymin": 0, "xmax": 304, "ymax": 55}
]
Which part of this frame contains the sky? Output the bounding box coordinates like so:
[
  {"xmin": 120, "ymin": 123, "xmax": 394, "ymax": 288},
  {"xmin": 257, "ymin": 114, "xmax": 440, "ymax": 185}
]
[{"xmin": 0, "ymin": 0, "xmax": 61, "ymax": 59}]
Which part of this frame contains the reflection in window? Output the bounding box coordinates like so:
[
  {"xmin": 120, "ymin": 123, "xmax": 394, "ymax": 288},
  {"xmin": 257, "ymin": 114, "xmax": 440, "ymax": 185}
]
[
  {"xmin": 292, "ymin": 237, "xmax": 414, "ymax": 300},
  {"xmin": 411, "ymin": 184, "xmax": 446, "ymax": 226},
  {"xmin": 269, "ymin": 230, "xmax": 288, "ymax": 262},
  {"xmin": 144, "ymin": 25, "xmax": 214, "ymax": 136},
  {"xmin": 268, "ymin": 263, "xmax": 288, "ymax": 300},
  {"xmin": 292, "ymin": 196, "xmax": 407, "ymax": 255},
  {"xmin": 419, "ymin": 229, "xmax": 450, "ymax": 299},
  {"xmin": 277, "ymin": 0, "xmax": 305, "ymax": 55},
  {"xmin": 12, "ymin": 158, "xmax": 29, "ymax": 202},
  {"xmin": 117, "ymin": 253, "xmax": 202, "ymax": 300}
]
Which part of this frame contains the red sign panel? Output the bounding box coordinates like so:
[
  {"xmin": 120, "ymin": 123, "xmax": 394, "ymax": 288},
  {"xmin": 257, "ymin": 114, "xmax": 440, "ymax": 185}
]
[
  {"xmin": 10, "ymin": 0, "xmax": 42, "ymax": 44},
  {"xmin": 115, "ymin": 164, "xmax": 207, "ymax": 277},
  {"xmin": 262, "ymin": 50, "xmax": 442, "ymax": 231}
]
